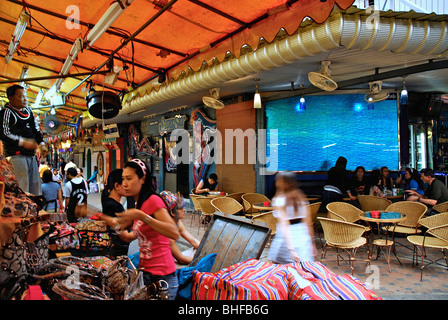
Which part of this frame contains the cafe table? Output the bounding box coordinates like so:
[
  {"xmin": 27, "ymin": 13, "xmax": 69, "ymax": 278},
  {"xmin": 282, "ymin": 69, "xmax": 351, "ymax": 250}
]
[
  {"xmin": 252, "ymin": 202, "xmax": 274, "ymax": 211},
  {"xmin": 206, "ymin": 192, "xmax": 226, "ymax": 198},
  {"xmin": 386, "ymin": 195, "xmax": 404, "ymax": 203},
  {"xmin": 359, "ymin": 211, "xmax": 407, "ymax": 272}
]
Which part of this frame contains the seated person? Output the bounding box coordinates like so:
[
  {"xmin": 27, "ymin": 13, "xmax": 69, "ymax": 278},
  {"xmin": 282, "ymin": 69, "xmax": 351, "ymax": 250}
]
[
  {"xmin": 347, "ymin": 166, "xmax": 370, "ymax": 200},
  {"xmin": 369, "ymin": 169, "xmax": 387, "ymax": 198},
  {"xmin": 379, "ymin": 166, "xmax": 394, "ymax": 192},
  {"xmin": 396, "ymin": 168, "xmax": 424, "ymax": 197},
  {"xmin": 160, "ymin": 191, "xmax": 200, "ymax": 265},
  {"xmin": 406, "ymin": 168, "xmax": 448, "ymax": 212},
  {"xmin": 195, "ymin": 173, "xmax": 218, "ymax": 195}
]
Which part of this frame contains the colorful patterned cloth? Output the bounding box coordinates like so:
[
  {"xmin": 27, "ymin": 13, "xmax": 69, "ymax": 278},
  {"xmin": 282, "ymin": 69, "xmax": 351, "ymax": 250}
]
[{"xmin": 192, "ymin": 259, "xmax": 381, "ymax": 300}]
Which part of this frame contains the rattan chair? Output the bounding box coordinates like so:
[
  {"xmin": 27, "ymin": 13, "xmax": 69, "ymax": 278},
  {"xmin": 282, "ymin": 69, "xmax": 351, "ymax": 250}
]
[
  {"xmin": 251, "ymin": 211, "xmax": 277, "ymax": 244},
  {"xmin": 384, "ymin": 201, "xmax": 427, "ymax": 236},
  {"xmin": 432, "ymin": 201, "xmax": 448, "ymax": 214},
  {"xmin": 189, "ymin": 194, "xmax": 202, "ymax": 227},
  {"xmin": 211, "ymin": 197, "xmax": 244, "ymax": 215},
  {"xmin": 306, "ymin": 202, "xmax": 323, "ymax": 246},
  {"xmin": 407, "ymin": 212, "xmax": 448, "ymax": 281},
  {"xmin": 241, "ymin": 193, "xmax": 271, "ymax": 217},
  {"xmin": 318, "ymin": 217, "xmax": 370, "ymax": 275},
  {"xmin": 326, "ymin": 202, "xmax": 371, "ymax": 234},
  {"xmin": 357, "ymin": 195, "xmax": 392, "ymax": 212},
  {"xmin": 225, "ymin": 192, "xmax": 245, "ymax": 205},
  {"xmin": 196, "ymin": 196, "xmax": 216, "ymax": 234}
]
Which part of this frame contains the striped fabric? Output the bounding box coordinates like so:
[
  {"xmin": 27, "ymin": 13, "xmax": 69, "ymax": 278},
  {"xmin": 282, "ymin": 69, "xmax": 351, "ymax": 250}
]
[
  {"xmin": 192, "ymin": 259, "xmax": 293, "ymax": 300},
  {"xmin": 297, "ymin": 261, "xmax": 337, "ymax": 281},
  {"xmin": 300, "ymin": 274, "xmax": 382, "ymax": 300},
  {"xmin": 192, "ymin": 259, "xmax": 381, "ymax": 300}
]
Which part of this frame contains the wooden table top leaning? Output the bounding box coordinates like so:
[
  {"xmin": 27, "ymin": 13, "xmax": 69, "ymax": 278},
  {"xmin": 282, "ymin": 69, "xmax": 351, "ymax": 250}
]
[{"xmin": 359, "ymin": 211, "xmax": 407, "ymax": 272}]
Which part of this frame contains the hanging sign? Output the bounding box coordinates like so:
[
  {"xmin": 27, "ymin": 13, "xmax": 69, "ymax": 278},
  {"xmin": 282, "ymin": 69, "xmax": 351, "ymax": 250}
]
[{"xmin": 158, "ymin": 115, "xmax": 186, "ymax": 135}]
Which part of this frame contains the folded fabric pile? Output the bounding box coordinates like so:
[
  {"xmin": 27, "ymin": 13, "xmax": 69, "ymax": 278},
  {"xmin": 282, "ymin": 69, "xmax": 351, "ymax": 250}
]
[{"xmin": 191, "ymin": 259, "xmax": 381, "ymax": 300}]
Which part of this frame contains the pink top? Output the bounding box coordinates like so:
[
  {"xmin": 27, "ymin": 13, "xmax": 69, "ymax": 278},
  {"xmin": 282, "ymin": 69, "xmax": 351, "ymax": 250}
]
[{"xmin": 132, "ymin": 195, "xmax": 176, "ymax": 275}]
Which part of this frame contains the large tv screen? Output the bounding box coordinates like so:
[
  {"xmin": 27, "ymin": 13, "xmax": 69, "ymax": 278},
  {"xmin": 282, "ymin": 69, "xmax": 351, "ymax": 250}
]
[{"xmin": 265, "ymin": 94, "xmax": 399, "ymax": 171}]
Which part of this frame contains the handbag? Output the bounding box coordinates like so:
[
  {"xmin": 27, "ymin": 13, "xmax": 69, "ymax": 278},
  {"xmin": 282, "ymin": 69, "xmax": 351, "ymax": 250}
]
[
  {"xmin": 2, "ymin": 191, "xmax": 39, "ymax": 219},
  {"xmin": 0, "ymin": 222, "xmax": 52, "ymax": 277},
  {"xmin": 0, "ymin": 266, "xmax": 19, "ymax": 300},
  {"xmin": 0, "ymin": 154, "xmax": 19, "ymax": 191}
]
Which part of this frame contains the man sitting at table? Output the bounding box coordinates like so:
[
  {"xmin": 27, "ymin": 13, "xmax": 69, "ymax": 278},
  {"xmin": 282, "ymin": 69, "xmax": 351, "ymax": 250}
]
[
  {"xmin": 195, "ymin": 173, "xmax": 218, "ymax": 195},
  {"xmin": 406, "ymin": 168, "xmax": 448, "ymax": 215}
]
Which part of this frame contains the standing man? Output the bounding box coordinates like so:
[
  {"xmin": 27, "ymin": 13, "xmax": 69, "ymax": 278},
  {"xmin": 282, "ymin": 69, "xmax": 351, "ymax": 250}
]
[
  {"xmin": 0, "ymin": 84, "xmax": 46, "ymax": 195},
  {"xmin": 406, "ymin": 168, "xmax": 448, "ymax": 214}
]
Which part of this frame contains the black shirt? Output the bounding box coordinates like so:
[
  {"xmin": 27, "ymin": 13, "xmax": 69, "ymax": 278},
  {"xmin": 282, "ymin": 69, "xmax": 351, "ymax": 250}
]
[
  {"xmin": 66, "ymin": 179, "xmax": 88, "ymax": 222},
  {"xmin": 203, "ymin": 179, "xmax": 218, "ymax": 192},
  {"xmin": 0, "ymin": 104, "xmax": 43, "ymax": 157},
  {"xmin": 102, "ymin": 197, "xmax": 129, "ymax": 256},
  {"xmin": 349, "ymin": 176, "xmax": 371, "ymax": 196}
]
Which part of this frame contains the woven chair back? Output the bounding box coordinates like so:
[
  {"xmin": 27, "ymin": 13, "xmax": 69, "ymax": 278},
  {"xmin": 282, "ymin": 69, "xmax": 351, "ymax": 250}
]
[
  {"xmin": 326, "ymin": 202, "xmax": 363, "ymax": 223},
  {"xmin": 211, "ymin": 197, "xmax": 243, "ymax": 215},
  {"xmin": 196, "ymin": 197, "xmax": 216, "ymax": 215},
  {"xmin": 318, "ymin": 217, "xmax": 365, "ymax": 245},
  {"xmin": 385, "ymin": 201, "xmax": 427, "ymax": 228},
  {"xmin": 358, "ymin": 195, "xmax": 390, "ymax": 211}
]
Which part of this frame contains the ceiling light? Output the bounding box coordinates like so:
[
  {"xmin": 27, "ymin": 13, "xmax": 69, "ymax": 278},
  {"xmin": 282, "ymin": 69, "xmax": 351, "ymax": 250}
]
[
  {"xmin": 400, "ymin": 77, "xmax": 408, "ymax": 105},
  {"xmin": 296, "ymin": 96, "xmax": 306, "ymax": 112},
  {"xmin": 364, "ymin": 81, "xmax": 389, "ymax": 103},
  {"xmin": 254, "ymin": 79, "xmax": 261, "ymax": 109},
  {"xmin": 5, "ymin": 10, "xmax": 30, "ymax": 64},
  {"xmin": 33, "ymin": 89, "xmax": 43, "ymax": 108},
  {"xmin": 85, "ymin": 0, "xmax": 135, "ymax": 49},
  {"xmin": 60, "ymin": 38, "xmax": 83, "ymax": 76},
  {"xmin": 19, "ymin": 64, "xmax": 29, "ymax": 87},
  {"xmin": 299, "ymin": 96, "xmax": 306, "ymax": 110},
  {"xmin": 50, "ymin": 106, "xmax": 56, "ymax": 115},
  {"xmin": 44, "ymin": 85, "xmax": 57, "ymax": 100},
  {"xmin": 48, "ymin": 38, "xmax": 83, "ymax": 92}
]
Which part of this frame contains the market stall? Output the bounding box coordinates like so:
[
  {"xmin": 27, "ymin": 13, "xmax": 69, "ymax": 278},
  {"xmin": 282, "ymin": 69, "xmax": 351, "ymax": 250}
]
[{"xmin": 0, "ymin": 154, "xmax": 381, "ymax": 300}]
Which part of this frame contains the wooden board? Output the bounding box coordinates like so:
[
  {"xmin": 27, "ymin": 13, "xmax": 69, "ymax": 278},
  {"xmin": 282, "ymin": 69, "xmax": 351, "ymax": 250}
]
[{"xmin": 190, "ymin": 212, "xmax": 271, "ymax": 272}]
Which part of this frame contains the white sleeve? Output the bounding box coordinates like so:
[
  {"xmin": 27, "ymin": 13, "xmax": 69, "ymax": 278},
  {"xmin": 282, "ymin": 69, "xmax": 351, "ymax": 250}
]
[{"xmin": 63, "ymin": 182, "xmax": 71, "ymax": 198}]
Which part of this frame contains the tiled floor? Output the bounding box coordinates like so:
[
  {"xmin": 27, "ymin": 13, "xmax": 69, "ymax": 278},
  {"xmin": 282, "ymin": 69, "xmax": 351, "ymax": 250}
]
[{"xmin": 87, "ymin": 193, "xmax": 448, "ymax": 300}]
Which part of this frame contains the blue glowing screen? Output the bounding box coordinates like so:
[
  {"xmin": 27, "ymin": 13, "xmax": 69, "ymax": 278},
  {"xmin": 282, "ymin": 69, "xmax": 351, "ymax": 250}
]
[{"xmin": 265, "ymin": 94, "xmax": 399, "ymax": 171}]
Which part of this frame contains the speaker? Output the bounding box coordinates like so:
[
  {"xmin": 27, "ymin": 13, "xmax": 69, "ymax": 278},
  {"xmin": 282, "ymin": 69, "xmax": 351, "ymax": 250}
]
[{"xmin": 86, "ymin": 91, "xmax": 122, "ymax": 120}]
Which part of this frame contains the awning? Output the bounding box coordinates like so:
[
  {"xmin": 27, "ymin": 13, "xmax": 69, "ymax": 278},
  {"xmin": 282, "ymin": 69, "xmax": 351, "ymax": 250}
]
[{"xmin": 0, "ymin": 0, "xmax": 354, "ymax": 127}]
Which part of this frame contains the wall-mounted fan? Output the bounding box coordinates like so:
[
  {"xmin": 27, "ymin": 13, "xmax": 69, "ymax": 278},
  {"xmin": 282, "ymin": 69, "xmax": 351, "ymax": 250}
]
[
  {"xmin": 43, "ymin": 115, "xmax": 82, "ymax": 135},
  {"xmin": 43, "ymin": 115, "xmax": 62, "ymax": 133},
  {"xmin": 364, "ymin": 81, "xmax": 390, "ymax": 102},
  {"xmin": 202, "ymin": 88, "xmax": 225, "ymax": 109},
  {"xmin": 86, "ymin": 91, "xmax": 122, "ymax": 119},
  {"xmin": 308, "ymin": 61, "xmax": 338, "ymax": 91}
]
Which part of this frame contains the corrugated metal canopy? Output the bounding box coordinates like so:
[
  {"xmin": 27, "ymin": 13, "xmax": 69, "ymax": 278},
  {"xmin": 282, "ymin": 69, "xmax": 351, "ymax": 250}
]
[{"xmin": 0, "ymin": 0, "xmax": 354, "ymax": 126}]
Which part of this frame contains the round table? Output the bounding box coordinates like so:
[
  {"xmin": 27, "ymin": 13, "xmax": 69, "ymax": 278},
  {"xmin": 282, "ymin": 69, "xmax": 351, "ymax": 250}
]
[
  {"xmin": 359, "ymin": 211, "xmax": 407, "ymax": 272},
  {"xmin": 386, "ymin": 195, "xmax": 404, "ymax": 203},
  {"xmin": 252, "ymin": 202, "xmax": 274, "ymax": 211}
]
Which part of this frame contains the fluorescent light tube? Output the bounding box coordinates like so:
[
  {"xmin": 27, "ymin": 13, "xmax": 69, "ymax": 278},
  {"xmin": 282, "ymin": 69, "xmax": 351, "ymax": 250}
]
[
  {"xmin": 5, "ymin": 11, "xmax": 30, "ymax": 64},
  {"xmin": 86, "ymin": 0, "xmax": 134, "ymax": 49}
]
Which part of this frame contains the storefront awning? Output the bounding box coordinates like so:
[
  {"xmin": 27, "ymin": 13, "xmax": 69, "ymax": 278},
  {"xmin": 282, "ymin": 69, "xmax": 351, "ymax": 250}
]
[{"xmin": 0, "ymin": 0, "xmax": 355, "ymax": 126}]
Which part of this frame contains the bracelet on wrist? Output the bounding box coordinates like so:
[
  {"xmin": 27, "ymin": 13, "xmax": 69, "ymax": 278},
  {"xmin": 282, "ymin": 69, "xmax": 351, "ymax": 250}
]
[{"xmin": 142, "ymin": 215, "xmax": 151, "ymax": 225}]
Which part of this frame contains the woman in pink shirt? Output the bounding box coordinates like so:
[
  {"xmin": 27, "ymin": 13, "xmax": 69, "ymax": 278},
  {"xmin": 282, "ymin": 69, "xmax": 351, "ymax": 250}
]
[{"xmin": 115, "ymin": 159, "xmax": 180, "ymax": 299}]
